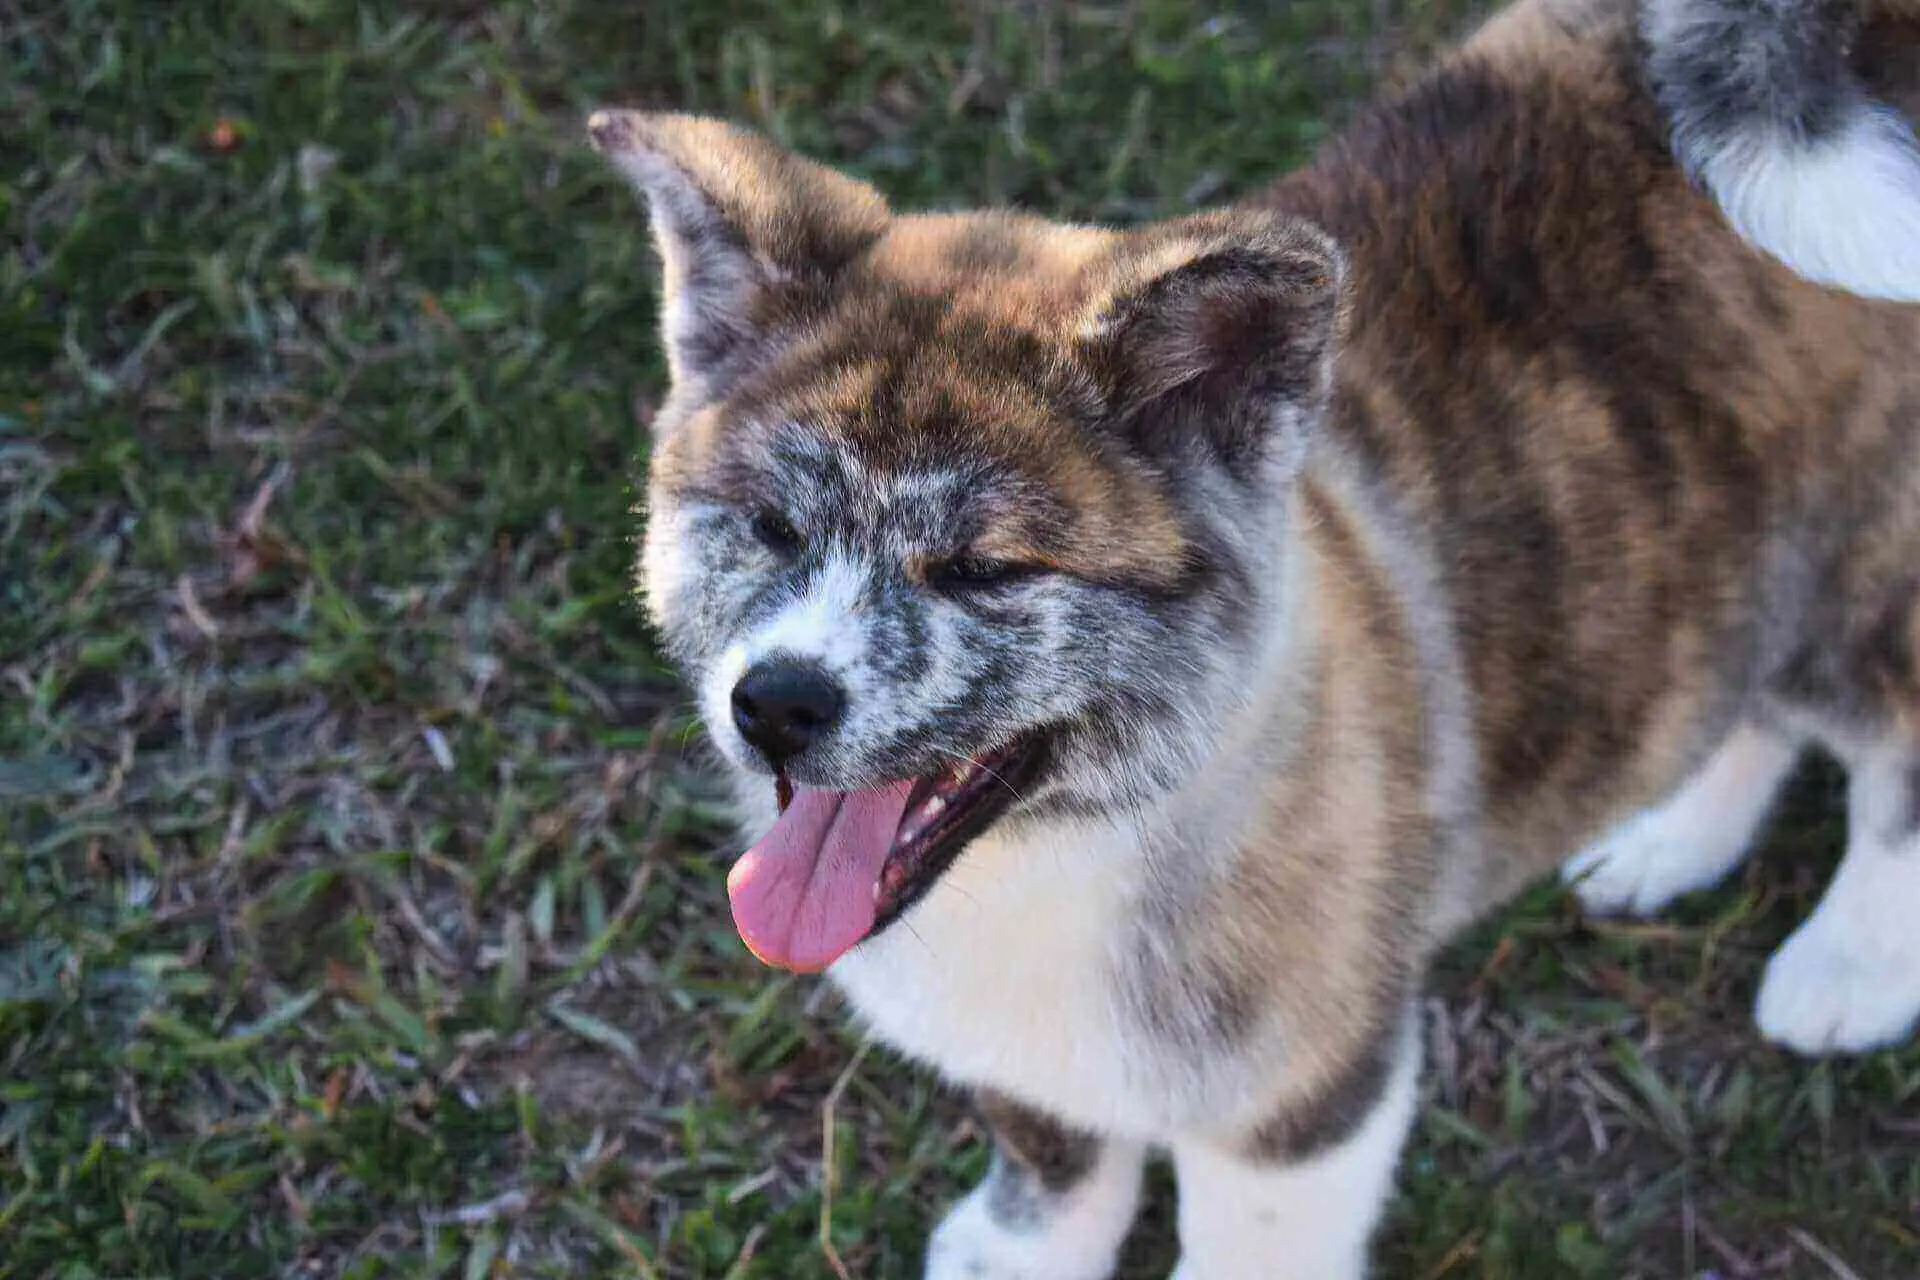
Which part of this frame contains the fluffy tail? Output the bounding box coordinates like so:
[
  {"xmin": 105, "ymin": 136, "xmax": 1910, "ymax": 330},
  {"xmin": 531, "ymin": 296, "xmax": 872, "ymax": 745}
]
[{"xmin": 1642, "ymin": 0, "xmax": 1920, "ymax": 302}]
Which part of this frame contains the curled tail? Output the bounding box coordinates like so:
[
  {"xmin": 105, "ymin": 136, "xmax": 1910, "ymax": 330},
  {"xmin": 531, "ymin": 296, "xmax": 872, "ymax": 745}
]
[{"xmin": 1643, "ymin": 0, "xmax": 1920, "ymax": 301}]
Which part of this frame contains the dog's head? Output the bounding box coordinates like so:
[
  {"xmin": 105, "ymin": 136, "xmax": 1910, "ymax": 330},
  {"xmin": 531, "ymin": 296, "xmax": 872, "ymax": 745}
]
[{"xmin": 589, "ymin": 110, "xmax": 1347, "ymax": 971}]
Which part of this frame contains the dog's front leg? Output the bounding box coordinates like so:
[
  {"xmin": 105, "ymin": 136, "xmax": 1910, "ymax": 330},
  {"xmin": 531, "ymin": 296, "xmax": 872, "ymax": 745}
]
[
  {"xmin": 1168, "ymin": 1005, "xmax": 1423, "ymax": 1280},
  {"xmin": 924, "ymin": 1088, "xmax": 1147, "ymax": 1280}
]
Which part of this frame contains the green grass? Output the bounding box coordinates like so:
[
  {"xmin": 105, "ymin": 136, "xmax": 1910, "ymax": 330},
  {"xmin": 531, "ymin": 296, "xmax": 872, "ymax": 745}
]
[{"xmin": 4, "ymin": 1, "xmax": 1917, "ymax": 1276}]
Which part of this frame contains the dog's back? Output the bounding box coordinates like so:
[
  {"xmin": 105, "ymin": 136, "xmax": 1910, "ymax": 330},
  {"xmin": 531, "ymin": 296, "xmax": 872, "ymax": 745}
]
[{"xmin": 1264, "ymin": 0, "xmax": 1920, "ymax": 912}]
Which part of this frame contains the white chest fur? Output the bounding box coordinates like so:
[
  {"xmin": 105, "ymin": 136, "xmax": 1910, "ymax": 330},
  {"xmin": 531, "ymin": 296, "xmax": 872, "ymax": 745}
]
[{"xmin": 827, "ymin": 815, "xmax": 1269, "ymax": 1140}]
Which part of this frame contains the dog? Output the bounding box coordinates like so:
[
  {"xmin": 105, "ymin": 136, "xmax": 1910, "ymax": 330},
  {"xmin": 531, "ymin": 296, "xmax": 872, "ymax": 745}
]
[{"xmin": 586, "ymin": 0, "xmax": 1920, "ymax": 1273}]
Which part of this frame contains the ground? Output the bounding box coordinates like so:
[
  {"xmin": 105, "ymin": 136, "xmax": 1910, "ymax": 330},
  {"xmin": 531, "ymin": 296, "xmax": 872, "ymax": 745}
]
[{"xmin": 4, "ymin": 1, "xmax": 1917, "ymax": 1277}]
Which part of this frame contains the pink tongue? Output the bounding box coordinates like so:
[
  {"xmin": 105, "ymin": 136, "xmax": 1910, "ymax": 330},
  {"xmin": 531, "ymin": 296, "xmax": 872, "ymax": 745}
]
[{"xmin": 726, "ymin": 781, "xmax": 916, "ymax": 972}]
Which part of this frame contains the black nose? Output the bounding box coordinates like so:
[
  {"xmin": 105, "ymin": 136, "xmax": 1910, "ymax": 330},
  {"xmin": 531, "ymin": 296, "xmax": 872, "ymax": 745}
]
[{"xmin": 731, "ymin": 660, "xmax": 845, "ymax": 766}]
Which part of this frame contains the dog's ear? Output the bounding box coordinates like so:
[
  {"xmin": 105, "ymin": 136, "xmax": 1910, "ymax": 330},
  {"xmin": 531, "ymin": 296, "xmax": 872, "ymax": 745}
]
[
  {"xmin": 1079, "ymin": 209, "xmax": 1348, "ymax": 463},
  {"xmin": 588, "ymin": 110, "xmax": 889, "ymax": 407}
]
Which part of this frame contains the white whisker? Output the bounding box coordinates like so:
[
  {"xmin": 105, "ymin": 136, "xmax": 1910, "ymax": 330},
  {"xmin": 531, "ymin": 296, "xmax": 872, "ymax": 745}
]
[{"xmin": 929, "ymin": 743, "xmax": 1031, "ymax": 805}]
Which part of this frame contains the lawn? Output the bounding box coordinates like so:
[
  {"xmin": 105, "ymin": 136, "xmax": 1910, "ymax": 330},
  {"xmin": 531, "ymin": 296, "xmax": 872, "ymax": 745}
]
[{"xmin": 4, "ymin": 1, "xmax": 1917, "ymax": 1277}]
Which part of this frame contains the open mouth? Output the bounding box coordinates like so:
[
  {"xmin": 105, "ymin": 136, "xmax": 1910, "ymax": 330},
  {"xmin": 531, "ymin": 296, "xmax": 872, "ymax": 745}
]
[
  {"xmin": 875, "ymin": 737, "xmax": 1048, "ymax": 928},
  {"xmin": 724, "ymin": 735, "xmax": 1048, "ymax": 973}
]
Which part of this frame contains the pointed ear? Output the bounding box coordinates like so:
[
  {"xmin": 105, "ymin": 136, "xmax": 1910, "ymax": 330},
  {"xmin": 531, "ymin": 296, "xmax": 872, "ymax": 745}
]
[
  {"xmin": 587, "ymin": 109, "xmax": 890, "ymax": 405},
  {"xmin": 1080, "ymin": 210, "xmax": 1348, "ymax": 461}
]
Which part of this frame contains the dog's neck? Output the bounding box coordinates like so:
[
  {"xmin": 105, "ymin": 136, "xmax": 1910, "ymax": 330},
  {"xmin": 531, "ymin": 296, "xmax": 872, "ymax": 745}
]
[{"xmin": 1139, "ymin": 483, "xmax": 1344, "ymax": 857}]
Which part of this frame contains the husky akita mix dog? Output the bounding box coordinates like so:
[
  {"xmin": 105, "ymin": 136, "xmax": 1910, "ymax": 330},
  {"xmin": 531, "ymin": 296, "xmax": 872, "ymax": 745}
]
[{"xmin": 587, "ymin": 0, "xmax": 1920, "ymax": 1273}]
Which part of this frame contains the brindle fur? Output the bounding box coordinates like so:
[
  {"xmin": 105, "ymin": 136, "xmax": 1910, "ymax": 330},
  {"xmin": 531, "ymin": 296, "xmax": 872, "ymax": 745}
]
[
  {"xmin": 1243, "ymin": 1007, "xmax": 1411, "ymax": 1165},
  {"xmin": 973, "ymin": 1089, "xmax": 1105, "ymax": 1229},
  {"xmin": 589, "ymin": 0, "xmax": 1920, "ymax": 1272}
]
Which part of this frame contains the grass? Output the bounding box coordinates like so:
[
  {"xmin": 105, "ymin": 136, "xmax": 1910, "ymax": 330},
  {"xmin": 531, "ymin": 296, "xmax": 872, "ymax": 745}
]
[{"xmin": 3, "ymin": 0, "xmax": 1917, "ymax": 1276}]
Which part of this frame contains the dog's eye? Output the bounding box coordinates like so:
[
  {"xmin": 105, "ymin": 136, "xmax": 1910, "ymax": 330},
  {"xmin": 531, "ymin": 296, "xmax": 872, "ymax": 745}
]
[
  {"xmin": 751, "ymin": 509, "xmax": 803, "ymax": 559},
  {"xmin": 932, "ymin": 554, "xmax": 1027, "ymax": 592}
]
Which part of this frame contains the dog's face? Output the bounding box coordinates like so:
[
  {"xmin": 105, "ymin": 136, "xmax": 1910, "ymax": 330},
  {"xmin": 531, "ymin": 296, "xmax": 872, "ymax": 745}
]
[{"xmin": 589, "ymin": 111, "xmax": 1347, "ymax": 969}]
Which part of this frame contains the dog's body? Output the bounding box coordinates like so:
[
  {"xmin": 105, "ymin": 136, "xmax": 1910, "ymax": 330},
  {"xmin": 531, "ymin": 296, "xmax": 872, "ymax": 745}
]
[{"xmin": 590, "ymin": 0, "xmax": 1920, "ymax": 1274}]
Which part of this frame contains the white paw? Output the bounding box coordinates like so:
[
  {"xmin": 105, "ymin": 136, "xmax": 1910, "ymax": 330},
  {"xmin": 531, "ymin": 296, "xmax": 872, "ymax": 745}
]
[
  {"xmin": 1562, "ymin": 811, "xmax": 1747, "ymax": 917},
  {"xmin": 1756, "ymin": 917, "xmax": 1920, "ymax": 1056},
  {"xmin": 924, "ymin": 1188, "xmax": 1117, "ymax": 1280}
]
